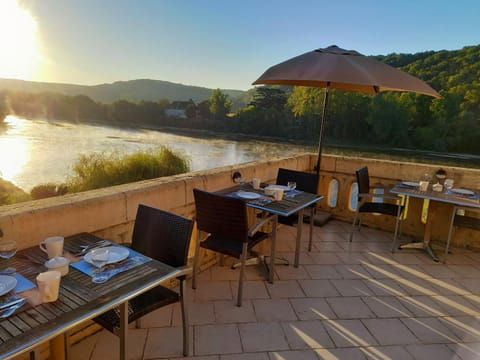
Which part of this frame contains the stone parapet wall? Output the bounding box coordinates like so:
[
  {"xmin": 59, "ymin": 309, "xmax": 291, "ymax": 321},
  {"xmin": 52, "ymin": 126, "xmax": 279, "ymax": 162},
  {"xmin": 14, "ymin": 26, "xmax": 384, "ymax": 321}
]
[{"xmin": 0, "ymin": 153, "xmax": 478, "ymax": 252}]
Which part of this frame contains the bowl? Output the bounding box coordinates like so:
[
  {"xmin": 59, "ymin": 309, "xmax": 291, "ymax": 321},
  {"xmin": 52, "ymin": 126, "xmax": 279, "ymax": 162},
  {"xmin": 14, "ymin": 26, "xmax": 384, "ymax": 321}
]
[{"xmin": 44, "ymin": 256, "xmax": 70, "ymax": 276}]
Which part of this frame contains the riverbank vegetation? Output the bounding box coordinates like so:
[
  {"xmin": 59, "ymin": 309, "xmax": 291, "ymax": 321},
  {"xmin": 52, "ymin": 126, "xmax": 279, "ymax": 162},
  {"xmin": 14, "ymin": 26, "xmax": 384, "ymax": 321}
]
[
  {"xmin": 1, "ymin": 45, "xmax": 478, "ymax": 155},
  {"xmin": 0, "ymin": 147, "xmax": 190, "ymax": 205}
]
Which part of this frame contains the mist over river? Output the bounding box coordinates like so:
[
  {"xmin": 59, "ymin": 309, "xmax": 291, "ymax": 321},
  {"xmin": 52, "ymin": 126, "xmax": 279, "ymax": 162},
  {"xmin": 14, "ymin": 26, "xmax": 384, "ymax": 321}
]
[{"xmin": 0, "ymin": 116, "xmax": 315, "ymax": 191}]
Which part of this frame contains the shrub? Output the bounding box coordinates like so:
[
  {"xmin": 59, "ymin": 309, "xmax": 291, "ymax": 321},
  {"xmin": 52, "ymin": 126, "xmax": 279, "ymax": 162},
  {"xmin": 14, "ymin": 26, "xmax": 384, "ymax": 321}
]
[
  {"xmin": 66, "ymin": 146, "xmax": 190, "ymax": 192},
  {"xmin": 30, "ymin": 183, "xmax": 68, "ymax": 199}
]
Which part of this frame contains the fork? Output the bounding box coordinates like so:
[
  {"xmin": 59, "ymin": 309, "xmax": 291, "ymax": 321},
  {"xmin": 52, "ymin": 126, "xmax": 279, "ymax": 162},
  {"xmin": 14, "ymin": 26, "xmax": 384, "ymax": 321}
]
[{"xmin": 74, "ymin": 240, "xmax": 111, "ymax": 256}]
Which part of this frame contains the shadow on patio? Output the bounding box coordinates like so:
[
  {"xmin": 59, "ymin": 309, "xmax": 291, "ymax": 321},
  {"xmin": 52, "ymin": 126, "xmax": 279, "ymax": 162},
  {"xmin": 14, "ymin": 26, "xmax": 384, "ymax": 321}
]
[{"xmin": 71, "ymin": 220, "xmax": 480, "ymax": 360}]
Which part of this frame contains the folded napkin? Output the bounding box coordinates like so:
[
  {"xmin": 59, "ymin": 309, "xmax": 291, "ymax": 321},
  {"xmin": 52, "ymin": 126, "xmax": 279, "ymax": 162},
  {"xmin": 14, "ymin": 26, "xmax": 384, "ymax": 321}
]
[{"xmin": 14, "ymin": 274, "xmax": 35, "ymax": 293}]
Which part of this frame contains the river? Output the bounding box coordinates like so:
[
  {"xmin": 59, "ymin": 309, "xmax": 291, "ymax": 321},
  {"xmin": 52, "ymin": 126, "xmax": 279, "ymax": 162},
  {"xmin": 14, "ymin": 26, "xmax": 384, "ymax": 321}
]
[{"xmin": 0, "ymin": 116, "xmax": 315, "ymax": 191}]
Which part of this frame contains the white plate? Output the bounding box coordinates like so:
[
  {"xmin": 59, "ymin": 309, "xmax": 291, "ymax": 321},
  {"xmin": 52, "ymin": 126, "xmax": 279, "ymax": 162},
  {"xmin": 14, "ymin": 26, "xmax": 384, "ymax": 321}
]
[
  {"xmin": 265, "ymin": 185, "xmax": 292, "ymax": 191},
  {"xmin": 237, "ymin": 192, "xmax": 262, "ymax": 199},
  {"xmin": 0, "ymin": 275, "xmax": 17, "ymax": 296},
  {"xmin": 84, "ymin": 246, "xmax": 130, "ymax": 266},
  {"xmin": 450, "ymin": 188, "xmax": 475, "ymax": 196},
  {"xmin": 401, "ymin": 181, "xmax": 419, "ymax": 187}
]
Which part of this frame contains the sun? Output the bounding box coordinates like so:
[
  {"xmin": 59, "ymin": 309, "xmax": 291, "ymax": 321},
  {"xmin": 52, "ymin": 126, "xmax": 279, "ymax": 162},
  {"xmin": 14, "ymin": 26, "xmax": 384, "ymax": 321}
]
[{"xmin": 0, "ymin": 0, "xmax": 40, "ymax": 80}]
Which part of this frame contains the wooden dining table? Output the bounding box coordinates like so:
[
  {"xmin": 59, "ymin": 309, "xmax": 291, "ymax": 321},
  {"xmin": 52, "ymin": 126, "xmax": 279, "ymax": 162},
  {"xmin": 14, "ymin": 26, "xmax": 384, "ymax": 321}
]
[
  {"xmin": 219, "ymin": 183, "xmax": 323, "ymax": 270},
  {"xmin": 391, "ymin": 182, "xmax": 480, "ymax": 262},
  {"xmin": 0, "ymin": 233, "xmax": 179, "ymax": 360}
]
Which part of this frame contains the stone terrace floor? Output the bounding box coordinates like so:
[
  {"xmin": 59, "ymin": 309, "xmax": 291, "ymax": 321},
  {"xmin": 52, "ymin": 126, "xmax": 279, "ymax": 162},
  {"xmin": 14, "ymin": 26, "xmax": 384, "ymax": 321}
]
[{"xmin": 71, "ymin": 220, "xmax": 480, "ymax": 360}]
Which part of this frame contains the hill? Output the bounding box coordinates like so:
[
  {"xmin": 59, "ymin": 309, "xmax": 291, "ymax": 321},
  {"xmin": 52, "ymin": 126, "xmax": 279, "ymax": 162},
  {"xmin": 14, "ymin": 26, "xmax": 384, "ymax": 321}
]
[{"xmin": 0, "ymin": 78, "xmax": 244, "ymax": 104}]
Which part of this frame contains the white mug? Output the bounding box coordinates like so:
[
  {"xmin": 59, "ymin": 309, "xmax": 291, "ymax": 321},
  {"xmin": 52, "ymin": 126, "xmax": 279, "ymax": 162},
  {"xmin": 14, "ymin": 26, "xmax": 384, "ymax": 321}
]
[
  {"xmin": 252, "ymin": 178, "xmax": 261, "ymax": 190},
  {"xmin": 274, "ymin": 189, "xmax": 284, "ymax": 201},
  {"xmin": 36, "ymin": 271, "xmax": 61, "ymax": 303},
  {"xmin": 39, "ymin": 236, "xmax": 64, "ymax": 259},
  {"xmin": 419, "ymin": 181, "xmax": 429, "ymax": 192}
]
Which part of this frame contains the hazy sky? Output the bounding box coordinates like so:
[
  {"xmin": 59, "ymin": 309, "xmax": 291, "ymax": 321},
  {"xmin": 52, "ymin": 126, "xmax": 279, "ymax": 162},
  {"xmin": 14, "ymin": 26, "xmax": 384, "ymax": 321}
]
[{"xmin": 2, "ymin": 0, "xmax": 479, "ymax": 90}]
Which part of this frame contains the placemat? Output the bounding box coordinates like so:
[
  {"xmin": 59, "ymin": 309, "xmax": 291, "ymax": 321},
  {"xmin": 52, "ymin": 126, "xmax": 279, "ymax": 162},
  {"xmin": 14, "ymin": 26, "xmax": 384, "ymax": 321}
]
[
  {"xmin": 15, "ymin": 273, "xmax": 35, "ymax": 293},
  {"xmin": 71, "ymin": 247, "xmax": 151, "ymax": 278}
]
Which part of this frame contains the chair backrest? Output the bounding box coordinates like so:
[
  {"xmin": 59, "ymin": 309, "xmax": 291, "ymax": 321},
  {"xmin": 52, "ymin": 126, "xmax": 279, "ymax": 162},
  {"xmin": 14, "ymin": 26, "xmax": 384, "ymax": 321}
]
[
  {"xmin": 193, "ymin": 188, "xmax": 249, "ymax": 242},
  {"xmin": 356, "ymin": 166, "xmax": 370, "ymax": 195},
  {"xmin": 276, "ymin": 168, "xmax": 319, "ymax": 194},
  {"xmin": 131, "ymin": 204, "xmax": 194, "ymax": 268}
]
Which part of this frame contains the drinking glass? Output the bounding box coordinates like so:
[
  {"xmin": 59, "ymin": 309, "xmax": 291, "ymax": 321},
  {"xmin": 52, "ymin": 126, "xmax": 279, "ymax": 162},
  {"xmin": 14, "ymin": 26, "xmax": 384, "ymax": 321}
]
[
  {"xmin": 0, "ymin": 239, "xmax": 17, "ymax": 259},
  {"xmin": 444, "ymin": 179, "xmax": 454, "ymax": 190},
  {"xmin": 287, "ymin": 181, "xmax": 297, "ymax": 191}
]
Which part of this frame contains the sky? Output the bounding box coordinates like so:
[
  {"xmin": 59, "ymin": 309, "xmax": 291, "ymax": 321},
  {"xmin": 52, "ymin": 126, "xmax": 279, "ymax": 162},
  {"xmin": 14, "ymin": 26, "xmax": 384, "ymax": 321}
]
[{"xmin": 1, "ymin": 0, "xmax": 479, "ymax": 91}]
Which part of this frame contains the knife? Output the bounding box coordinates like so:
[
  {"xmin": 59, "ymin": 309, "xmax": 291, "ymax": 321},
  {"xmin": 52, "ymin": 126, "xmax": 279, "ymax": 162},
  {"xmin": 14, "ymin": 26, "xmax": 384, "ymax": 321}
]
[
  {"xmin": 0, "ymin": 297, "xmax": 25, "ymax": 310},
  {"xmin": 74, "ymin": 240, "xmax": 111, "ymax": 256}
]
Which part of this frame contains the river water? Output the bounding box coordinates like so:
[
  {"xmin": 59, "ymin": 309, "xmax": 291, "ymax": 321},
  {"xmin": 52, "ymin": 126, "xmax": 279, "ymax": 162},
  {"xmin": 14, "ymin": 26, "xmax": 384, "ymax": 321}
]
[{"xmin": 0, "ymin": 116, "xmax": 315, "ymax": 191}]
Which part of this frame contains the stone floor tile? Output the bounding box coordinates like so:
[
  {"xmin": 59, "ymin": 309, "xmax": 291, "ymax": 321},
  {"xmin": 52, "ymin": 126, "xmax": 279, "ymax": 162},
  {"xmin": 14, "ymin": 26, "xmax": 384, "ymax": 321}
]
[
  {"xmin": 90, "ymin": 329, "xmax": 147, "ymax": 360},
  {"xmin": 184, "ymin": 301, "xmax": 215, "ymax": 325},
  {"xmin": 362, "ymin": 278, "xmax": 409, "ymax": 297},
  {"xmin": 303, "ymin": 265, "xmax": 342, "ymax": 279},
  {"xmin": 221, "ymin": 353, "xmax": 269, "ymax": 360},
  {"xmin": 330, "ymin": 279, "xmax": 374, "ymax": 297},
  {"xmin": 238, "ymin": 323, "xmax": 289, "ymax": 352},
  {"xmin": 322, "ymin": 319, "xmax": 378, "ymax": 348},
  {"xmin": 362, "ymin": 296, "xmax": 412, "ymax": 318},
  {"xmin": 447, "ymin": 265, "xmax": 480, "ymax": 278},
  {"xmin": 252, "ymin": 299, "xmax": 297, "ymax": 322},
  {"xmin": 397, "ymin": 295, "xmax": 447, "ymax": 317},
  {"xmin": 314, "ymin": 347, "xmax": 368, "ymax": 359},
  {"xmin": 193, "ymin": 280, "xmax": 233, "ymax": 302},
  {"xmin": 289, "ymin": 297, "xmax": 337, "ymax": 320},
  {"xmin": 137, "ymin": 303, "xmax": 174, "ymax": 328},
  {"xmin": 446, "ymin": 342, "xmax": 480, "ymax": 360},
  {"xmin": 432, "ymin": 295, "xmax": 480, "ymax": 316},
  {"xmin": 336, "ymin": 251, "xmax": 369, "ymax": 265},
  {"xmin": 326, "ymin": 297, "xmax": 375, "ymax": 319},
  {"xmin": 266, "ymin": 280, "xmax": 305, "ymax": 298},
  {"xmin": 274, "ymin": 264, "xmax": 310, "ymax": 280},
  {"xmin": 405, "ymin": 343, "xmax": 462, "ymax": 360},
  {"xmin": 307, "ymin": 252, "xmax": 342, "ymax": 265},
  {"xmin": 334, "ymin": 264, "xmax": 372, "ymax": 279},
  {"xmin": 401, "ymin": 317, "xmax": 460, "ymax": 344},
  {"xmin": 144, "ymin": 326, "xmax": 192, "ymax": 358},
  {"xmin": 419, "ymin": 264, "xmax": 463, "ymax": 278},
  {"xmin": 361, "ymin": 345, "xmax": 414, "ymax": 359},
  {"xmin": 396, "ymin": 277, "xmax": 438, "ymax": 296},
  {"xmin": 361, "ymin": 318, "xmax": 418, "ymax": 346},
  {"xmin": 195, "ymin": 324, "xmax": 242, "ymax": 356},
  {"xmin": 439, "ymin": 316, "xmax": 480, "ymax": 343},
  {"xmin": 214, "ymin": 300, "xmax": 257, "ymax": 324},
  {"xmin": 282, "ymin": 320, "xmax": 334, "ymax": 349},
  {"xmin": 230, "ymin": 280, "xmax": 269, "ymax": 300},
  {"xmin": 269, "ymin": 349, "xmax": 320, "ymax": 360},
  {"xmin": 456, "ymin": 278, "xmax": 480, "ymax": 294},
  {"xmin": 298, "ymin": 279, "xmax": 340, "ymax": 297}
]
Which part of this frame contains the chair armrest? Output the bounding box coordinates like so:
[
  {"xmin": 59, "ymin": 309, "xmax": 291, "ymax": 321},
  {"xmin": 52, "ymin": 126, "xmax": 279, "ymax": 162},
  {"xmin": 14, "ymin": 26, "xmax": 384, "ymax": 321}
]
[
  {"xmin": 175, "ymin": 265, "xmax": 193, "ymax": 278},
  {"xmin": 248, "ymin": 214, "xmax": 277, "ymax": 236}
]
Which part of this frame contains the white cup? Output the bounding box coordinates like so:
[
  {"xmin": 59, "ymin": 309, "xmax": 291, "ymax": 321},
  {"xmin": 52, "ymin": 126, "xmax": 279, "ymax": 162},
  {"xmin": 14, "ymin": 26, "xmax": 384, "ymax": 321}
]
[
  {"xmin": 252, "ymin": 178, "xmax": 261, "ymax": 190},
  {"xmin": 44, "ymin": 256, "xmax": 70, "ymax": 276},
  {"xmin": 39, "ymin": 236, "xmax": 64, "ymax": 259},
  {"xmin": 444, "ymin": 179, "xmax": 454, "ymax": 190},
  {"xmin": 36, "ymin": 271, "xmax": 61, "ymax": 303},
  {"xmin": 419, "ymin": 181, "xmax": 429, "ymax": 192},
  {"xmin": 274, "ymin": 189, "xmax": 284, "ymax": 201}
]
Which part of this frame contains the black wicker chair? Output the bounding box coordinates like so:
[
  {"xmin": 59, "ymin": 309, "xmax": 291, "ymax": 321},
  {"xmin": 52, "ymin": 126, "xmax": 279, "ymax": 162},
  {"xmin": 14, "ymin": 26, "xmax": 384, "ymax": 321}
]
[
  {"xmin": 276, "ymin": 168, "xmax": 319, "ymax": 251},
  {"xmin": 349, "ymin": 166, "xmax": 404, "ymax": 251},
  {"xmin": 93, "ymin": 204, "xmax": 194, "ymax": 356},
  {"xmin": 192, "ymin": 188, "xmax": 277, "ymax": 307}
]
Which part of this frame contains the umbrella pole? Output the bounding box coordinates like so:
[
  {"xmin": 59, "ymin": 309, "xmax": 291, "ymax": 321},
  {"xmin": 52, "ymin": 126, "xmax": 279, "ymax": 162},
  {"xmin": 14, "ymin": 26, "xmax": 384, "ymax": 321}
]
[{"xmin": 315, "ymin": 82, "xmax": 330, "ymax": 175}]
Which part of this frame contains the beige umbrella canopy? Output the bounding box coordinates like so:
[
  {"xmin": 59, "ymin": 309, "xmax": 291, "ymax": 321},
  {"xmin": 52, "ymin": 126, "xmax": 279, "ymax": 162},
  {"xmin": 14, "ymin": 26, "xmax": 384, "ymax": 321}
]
[{"xmin": 253, "ymin": 45, "xmax": 441, "ymax": 174}]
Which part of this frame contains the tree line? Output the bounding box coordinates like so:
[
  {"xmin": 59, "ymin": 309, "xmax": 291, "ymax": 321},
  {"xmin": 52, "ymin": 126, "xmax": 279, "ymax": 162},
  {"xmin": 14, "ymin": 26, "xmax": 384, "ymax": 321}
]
[{"xmin": 1, "ymin": 45, "xmax": 479, "ymax": 154}]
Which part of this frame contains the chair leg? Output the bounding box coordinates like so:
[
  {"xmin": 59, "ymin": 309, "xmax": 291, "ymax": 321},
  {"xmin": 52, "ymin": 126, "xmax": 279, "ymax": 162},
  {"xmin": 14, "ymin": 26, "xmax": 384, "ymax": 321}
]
[
  {"xmin": 179, "ymin": 278, "xmax": 189, "ymax": 356},
  {"xmin": 192, "ymin": 230, "xmax": 202, "ymax": 289},
  {"xmin": 444, "ymin": 207, "xmax": 457, "ymax": 263},
  {"xmin": 236, "ymin": 242, "xmax": 248, "ymax": 307},
  {"xmin": 349, "ymin": 210, "xmax": 360, "ymax": 242},
  {"xmin": 308, "ymin": 207, "xmax": 314, "ymax": 252},
  {"xmin": 391, "ymin": 208, "xmax": 403, "ymax": 253}
]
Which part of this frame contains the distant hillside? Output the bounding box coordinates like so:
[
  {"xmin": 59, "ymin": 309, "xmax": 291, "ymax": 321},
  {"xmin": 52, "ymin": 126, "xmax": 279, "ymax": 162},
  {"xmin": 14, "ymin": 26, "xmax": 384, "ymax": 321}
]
[{"xmin": 0, "ymin": 78, "xmax": 245, "ymax": 104}]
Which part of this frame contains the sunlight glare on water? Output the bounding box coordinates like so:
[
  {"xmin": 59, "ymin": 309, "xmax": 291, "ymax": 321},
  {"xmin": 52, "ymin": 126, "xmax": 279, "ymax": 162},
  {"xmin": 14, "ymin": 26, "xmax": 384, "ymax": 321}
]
[{"xmin": 0, "ymin": 116, "xmax": 314, "ymax": 191}]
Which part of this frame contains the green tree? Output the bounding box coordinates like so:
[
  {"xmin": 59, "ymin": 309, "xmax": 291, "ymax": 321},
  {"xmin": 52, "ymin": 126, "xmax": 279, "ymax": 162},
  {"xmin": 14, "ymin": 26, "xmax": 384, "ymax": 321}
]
[{"xmin": 209, "ymin": 89, "xmax": 232, "ymax": 120}]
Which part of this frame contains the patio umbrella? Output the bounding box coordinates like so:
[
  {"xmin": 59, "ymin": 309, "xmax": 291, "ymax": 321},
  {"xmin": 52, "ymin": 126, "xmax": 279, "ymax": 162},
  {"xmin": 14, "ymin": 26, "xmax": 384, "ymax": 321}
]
[{"xmin": 253, "ymin": 45, "xmax": 441, "ymax": 174}]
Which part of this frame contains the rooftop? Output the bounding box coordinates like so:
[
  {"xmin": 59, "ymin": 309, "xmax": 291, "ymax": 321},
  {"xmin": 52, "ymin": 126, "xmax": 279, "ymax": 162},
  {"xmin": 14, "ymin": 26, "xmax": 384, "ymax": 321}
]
[{"xmin": 70, "ymin": 219, "xmax": 480, "ymax": 360}]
